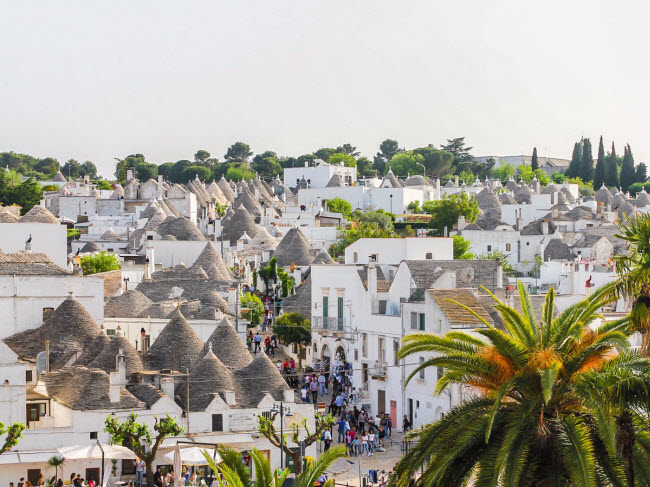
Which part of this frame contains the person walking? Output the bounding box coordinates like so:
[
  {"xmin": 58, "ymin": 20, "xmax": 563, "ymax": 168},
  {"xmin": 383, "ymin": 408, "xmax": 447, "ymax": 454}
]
[
  {"xmin": 323, "ymin": 428, "xmax": 332, "ymax": 451},
  {"xmin": 334, "ymin": 393, "xmax": 344, "ymax": 416},
  {"xmin": 361, "ymin": 433, "xmax": 369, "ymax": 456},
  {"xmin": 403, "ymin": 414, "xmax": 411, "ymax": 432},
  {"xmin": 336, "ymin": 417, "xmax": 347, "ymax": 443},
  {"xmin": 134, "ymin": 459, "xmax": 146, "ymax": 487},
  {"xmin": 253, "ymin": 332, "xmax": 262, "ymax": 353},
  {"xmin": 358, "ymin": 409, "xmax": 366, "ymax": 434},
  {"xmin": 310, "ymin": 378, "xmax": 318, "ymax": 403},
  {"xmin": 317, "ymin": 373, "xmax": 327, "ymax": 396}
]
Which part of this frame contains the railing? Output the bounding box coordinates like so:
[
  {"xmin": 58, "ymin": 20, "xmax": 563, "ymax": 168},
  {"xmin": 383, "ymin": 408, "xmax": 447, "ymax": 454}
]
[
  {"xmin": 370, "ymin": 363, "xmax": 388, "ymax": 378},
  {"xmin": 312, "ymin": 316, "xmax": 345, "ymax": 331}
]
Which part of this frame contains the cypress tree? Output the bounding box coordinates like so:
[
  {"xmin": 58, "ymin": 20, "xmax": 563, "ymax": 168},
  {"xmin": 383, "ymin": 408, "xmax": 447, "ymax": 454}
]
[
  {"xmin": 636, "ymin": 162, "xmax": 647, "ymax": 183},
  {"xmin": 605, "ymin": 142, "xmax": 619, "ymax": 188},
  {"xmin": 593, "ymin": 136, "xmax": 606, "ymax": 189},
  {"xmin": 620, "ymin": 143, "xmax": 636, "ymax": 192},
  {"xmin": 531, "ymin": 147, "xmax": 539, "ymax": 171},
  {"xmin": 567, "ymin": 142, "xmax": 581, "ymax": 178},
  {"xmin": 580, "ymin": 138, "xmax": 593, "ymax": 182}
]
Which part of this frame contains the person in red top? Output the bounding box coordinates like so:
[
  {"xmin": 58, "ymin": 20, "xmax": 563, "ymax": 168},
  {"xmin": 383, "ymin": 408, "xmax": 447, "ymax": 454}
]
[
  {"xmin": 283, "ymin": 360, "xmax": 289, "ymax": 374},
  {"xmin": 264, "ymin": 335, "xmax": 271, "ymax": 354},
  {"xmin": 289, "ymin": 358, "xmax": 296, "ymax": 373}
]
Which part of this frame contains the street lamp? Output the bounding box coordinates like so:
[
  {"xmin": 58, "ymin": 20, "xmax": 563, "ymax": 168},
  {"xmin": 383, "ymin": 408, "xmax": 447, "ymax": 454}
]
[
  {"xmin": 270, "ymin": 402, "xmax": 293, "ymax": 469},
  {"xmin": 416, "ymin": 162, "xmax": 426, "ymax": 179}
]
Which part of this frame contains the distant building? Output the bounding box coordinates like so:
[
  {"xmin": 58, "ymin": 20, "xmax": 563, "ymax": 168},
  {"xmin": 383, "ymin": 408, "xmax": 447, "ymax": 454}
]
[
  {"xmin": 283, "ymin": 159, "xmax": 357, "ymax": 189},
  {"xmin": 475, "ymin": 155, "xmax": 571, "ymax": 176}
]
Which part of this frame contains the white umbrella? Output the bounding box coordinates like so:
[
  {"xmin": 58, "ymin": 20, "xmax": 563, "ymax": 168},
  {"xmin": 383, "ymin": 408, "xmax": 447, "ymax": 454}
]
[
  {"xmin": 58, "ymin": 442, "xmax": 138, "ymax": 486},
  {"xmin": 164, "ymin": 446, "xmax": 222, "ymax": 466}
]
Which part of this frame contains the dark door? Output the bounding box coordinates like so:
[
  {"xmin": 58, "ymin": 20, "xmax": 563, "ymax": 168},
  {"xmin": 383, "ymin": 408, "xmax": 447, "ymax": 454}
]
[
  {"xmin": 27, "ymin": 469, "xmax": 41, "ymax": 485},
  {"xmin": 362, "ymin": 363, "xmax": 368, "ymax": 385},
  {"xmin": 26, "ymin": 404, "xmax": 40, "ymax": 423},
  {"xmin": 408, "ymin": 398, "xmax": 414, "ymax": 428},
  {"xmin": 377, "ymin": 389, "xmax": 386, "ymax": 415},
  {"xmin": 86, "ymin": 468, "xmax": 100, "ymax": 483}
]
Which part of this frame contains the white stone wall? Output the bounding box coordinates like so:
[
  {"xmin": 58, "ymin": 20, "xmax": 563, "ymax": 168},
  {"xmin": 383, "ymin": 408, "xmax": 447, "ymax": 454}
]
[
  {"xmin": 0, "ymin": 223, "xmax": 67, "ymax": 268},
  {"xmin": 344, "ymin": 237, "xmax": 453, "ymax": 265}
]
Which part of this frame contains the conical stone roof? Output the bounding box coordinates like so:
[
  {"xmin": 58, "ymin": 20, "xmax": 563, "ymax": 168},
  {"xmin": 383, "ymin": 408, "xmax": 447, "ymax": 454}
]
[
  {"xmin": 513, "ymin": 184, "xmax": 533, "ymax": 204},
  {"xmin": 636, "ymin": 190, "xmax": 650, "ymax": 206},
  {"xmin": 221, "ymin": 206, "xmax": 258, "ymax": 245},
  {"xmin": 234, "ymin": 190, "xmax": 262, "ymax": 220},
  {"xmin": 162, "ymin": 197, "xmax": 181, "ymax": 217},
  {"xmin": 475, "ymin": 188, "xmax": 502, "ymax": 212},
  {"xmin": 105, "ymin": 290, "xmax": 153, "ymax": 318},
  {"xmin": 190, "ymin": 242, "xmax": 232, "ymax": 280},
  {"xmin": 217, "ymin": 177, "xmax": 236, "ymax": 203},
  {"xmin": 80, "ymin": 241, "xmax": 101, "ymax": 253},
  {"xmin": 145, "ymin": 309, "xmax": 204, "ymax": 371},
  {"xmin": 140, "ymin": 199, "xmax": 160, "ymax": 219},
  {"xmin": 272, "ymin": 227, "xmax": 314, "ymax": 267},
  {"xmin": 611, "ymin": 193, "xmax": 625, "ymax": 210},
  {"xmin": 89, "ymin": 332, "xmax": 143, "ymax": 376},
  {"xmin": 497, "ymin": 192, "xmax": 517, "ymax": 205},
  {"xmin": 178, "ymin": 347, "xmax": 235, "ymax": 411},
  {"xmin": 0, "ymin": 208, "xmax": 19, "ymax": 223},
  {"xmin": 595, "ymin": 185, "xmax": 612, "ymax": 204},
  {"xmin": 52, "ymin": 170, "xmax": 67, "ymax": 182},
  {"xmin": 201, "ymin": 291, "xmax": 229, "ymax": 312},
  {"xmin": 234, "ymin": 352, "xmax": 290, "ymax": 406},
  {"xmin": 4, "ymin": 293, "xmax": 101, "ymax": 368},
  {"xmin": 541, "ymin": 184, "xmax": 558, "ymax": 195},
  {"xmin": 158, "ymin": 217, "xmax": 205, "ymax": 241},
  {"xmin": 21, "ymin": 206, "xmax": 59, "ymax": 224},
  {"xmin": 326, "ymin": 173, "xmax": 345, "ymax": 187},
  {"xmin": 206, "ymin": 317, "xmax": 252, "ymax": 369},
  {"xmin": 75, "ymin": 330, "xmax": 111, "ymax": 366},
  {"xmin": 312, "ymin": 248, "xmax": 336, "ymax": 265}
]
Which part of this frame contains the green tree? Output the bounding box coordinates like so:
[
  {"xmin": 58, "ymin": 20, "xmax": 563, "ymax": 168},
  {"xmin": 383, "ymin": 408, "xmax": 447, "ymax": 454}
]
[
  {"xmin": 413, "ymin": 146, "xmax": 454, "ymax": 177},
  {"xmin": 374, "ymin": 139, "xmax": 401, "ymax": 174},
  {"xmin": 594, "ymin": 136, "xmax": 606, "ymax": 189},
  {"xmin": 620, "ymin": 144, "xmax": 636, "ymax": 192},
  {"xmin": 80, "ymin": 251, "xmax": 120, "ymax": 275},
  {"xmin": 329, "ymin": 223, "xmax": 397, "ymax": 258},
  {"xmin": 567, "ymin": 141, "xmax": 582, "ymax": 178},
  {"xmin": 194, "ymin": 149, "xmax": 211, "ymax": 163},
  {"xmin": 335, "ymin": 143, "xmax": 360, "ymax": 157},
  {"xmin": 0, "ymin": 174, "xmax": 43, "ymax": 215},
  {"xmin": 407, "ymin": 201, "xmax": 420, "ymax": 213},
  {"xmin": 181, "ymin": 165, "xmax": 212, "ymax": 182},
  {"xmin": 94, "ymin": 180, "xmax": 113, "ymax": 190},
  {"xmin": 314, "ymin": 148, "xmax": 337, "ymax": 162},
  {"xmin": 80, "ymin": 161, "xmax": 98, "ymax": 179},
  {"xmin": 393, "ymin": 283, "xmax": 638, "ymax": 486},
  {"xmin": 225, "ymin": 164, "xmax": 257, "ymax": 181},
  {"xmin": 452, "ymin": 235, "xmax": 474, "ymax": 259},
  {"xmin": 326, "ymin": 197, "xmax": 352, "ymax": 217},
  {"xmin": 356, "ymin": 156, "xmax": 374, "ymax": 177},
  {"xmin": 328, "ymin": 153, "xmax": 356, "ymax": 167},
  {"xmin": 105, "ymin": 413, "xmax": 183, "ymax": 487},
  {"xmin": 357, "ymin": 209, "xmax": 394, "ymax": 231},
  {"xmin": 531, "ymin": 147, "xmax": 539, "ymax": 171},
  {"xmin": 605, "ymin": 142, "xmax": 620, "ymax": 188},
  {"xmin": 440, "ymin": 137, "xmax": 473, "ymax": 164},
  {"xmin": 241, "ymin": 292, "xmax": 264, "ymax": 326},
  {"xmin": 0, "ymin": 422, "xmax": 25, "ymax": 455},
  {"xmin": 46, "ymin": 455, "xmax": 66, "ymax": 481},
  {"xmin": 252, "ymin": 151, "xmax": 283, "ymax": 178},
  {"xmin": 224, "ymin": 142, "xmax": 253, "ymax": 162},
  {"xmin": 580, "ymin": 137, "xmax": 594, "ymax": 182},
  {"xmin": 478, "ymin": 248, "xmax": 515, "ymax": 274},
  {"xmin": 61, "ymin": 159, "xmax": 81, "ymax": 179},
  {"xmin": 422, "ymin": 192, "xmax": 479, "ymax": 236},
  {"xmin": 276, "ymin": 267, "xmax": 296, "ymax": 297},
  {"xmin": 114, "ymin": 154, "xmax": 149, "ymax": 182},
  {"xmin": 258, "ymin": 413, "xmax": 339, "ymax": 475},
  {"xmin": 636, "ymin": 162, "xmax": 647, "ymax": 183},
  {"xmin": 491, "ymin": 161, "xmax": 516, "ymax": 182},
  {"xmin": 272, "ymin": 312, "xmax": 311, "ymax": 368},
  {"xmin": 258, "ymin": 257, "xmax": 278, "ymax": 289},
  {"xmin": 387, "ymin": 151, "xmax": 425, "ymax": 178}
]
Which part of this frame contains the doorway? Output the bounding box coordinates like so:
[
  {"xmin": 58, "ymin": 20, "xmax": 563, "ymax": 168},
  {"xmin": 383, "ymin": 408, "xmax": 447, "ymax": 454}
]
[
  {"xmin": 408, "ymin": 398, "xmax": 414, "ymax": 428},
  {"xmin": 335, "ymin": 346, "xmax": 346, "ymax": 361},
  {"xmin": 377, "ymin": 390, "xmax": 386, "ymax": 415},
  {"xmin": 390, "ymin": 400, "xmax": 397, "ymax": 428},
  {"xmin": 362, "ymin": 363, "xmax": 368, "ymax": 385},
  {"xmin": 86, "ymin": 468, "xmax": 100, "ymax": 483}
]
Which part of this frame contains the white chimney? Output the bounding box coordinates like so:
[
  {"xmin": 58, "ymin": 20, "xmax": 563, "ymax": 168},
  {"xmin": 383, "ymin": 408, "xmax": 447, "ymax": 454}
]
[
  {"xmin": 160, "ymin": 377, "xmax": 175, "ymax": 398},
  {"xmin": 146, "ymin": 246, "xmax": 155, "ymax": 277},
  {"xmin": 283, "ymin": 389, "xmax": 295, "ymax": 403},
  {"xmin": 127, "ymin": 169, "xmax": 134, "ymax": 180},
  {"xmin": 542, "ymin": 219, "xmax": 549, "ymax": 235},
  {"xmin": 224, "ymin": 390, "xmax": 236, "ymax": 406},
  {"xmin": 368, "ymin": 264, "xmax": 378, "ymax": 313},
  {"xmin": 457, "ymin": 215, "xmax": 466, "ymax": 231},
  {"xmin": 109, "ymin": 351, "xmax": 125, "ymax": 405}
]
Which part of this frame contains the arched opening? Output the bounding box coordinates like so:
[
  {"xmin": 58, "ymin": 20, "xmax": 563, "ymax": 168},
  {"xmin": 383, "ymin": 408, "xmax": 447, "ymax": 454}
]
[
  {"xmin": 321, "ymin": 344, "xmax": 331, "ymax": 361},
  {"xmin": 435, "ymin": 406, "xmax": 444, "ymax": 420},
  {"xmin": 335, "ymin": 346, "xmax": 346, "ymax": 362}
]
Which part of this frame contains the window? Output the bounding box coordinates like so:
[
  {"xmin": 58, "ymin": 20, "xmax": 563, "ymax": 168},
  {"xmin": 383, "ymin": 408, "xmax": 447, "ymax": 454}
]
[
  {"xmin": 419, "ymin": 357, "xmax": 425, "ymax": 379},
  {"xmin": 354, "ymin": 349, "xmax": 359, "ymax": 361},
  {"xmin": 437, "ymin": 366, "xmax": 444, "ymax": 381},
  {"xmin": 527, "ymin": 242, "xmax": 530, "ymax": 246},
  {"xmin": 425, "ymin": 252, "xmax": 432, "ymax": 259},
  {"xmin": 393, "ymin": 340, "xmax": 400, "ymax": 366},
  {"xmin": 90, "ymin": 431, "xmax": 98, "ymax": 440},
  {"xmin": 505, "ymin": 243, "xmax": 511, "ymax": 251},
  {"xmin": 25, "ymin": 370, "xmax": 33, "ymax": 382},
  {"xmin": 106, "ymin": 329, "xmax": 116, "ymax": 337},
  {"xmin": 322, "ymin": 297, "xmax": 328, "ymax": 319},
  {"xmin": 378, "ymin": 300, "xmax": 387, "ymax": 315},
  {"xmin": 42, "ymin": 307, "xmax": 54, "ymax": 321},
  {"xmin": 487, "ymin": 245, "xmax": 492, "ymax": 252},
  {"xmin": 362, "ymin": 334, "xmax": 368, "ymax": 357},
  {"xmin": 353, "ymin": 252, "xmax": 358, "ymax": 263},
  {"xmin": 212, "ymin": 414, "xmax": 223, "ymax": 432},
  {"xmin": 370, "ymin": 254, "xmax": 378, "ymax": 262},
  {"xmin": 416, "ymin": 400, "xmax": 420, "ymax": 409},
  {"xmin": 261, "ymin": 411, "xmax": 273, "ymax": 420},
  {"xmin": 147, "ymin": 235, "xmax": 153, "ymax": 240},
  {"xmin": 412, "ymin": 312, "xmax": 425, "ymax": 330},
  {"xmin": 436, "ymin": 319, "xmax": 442, "ymax": 332}
]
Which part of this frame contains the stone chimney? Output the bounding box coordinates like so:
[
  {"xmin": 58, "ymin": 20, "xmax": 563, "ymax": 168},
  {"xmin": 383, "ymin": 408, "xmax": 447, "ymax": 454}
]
[
  {"xmin": 457, "ymin": 215, "xmax": 466, "ymax": 231},
  {"xmin": 109, "ymin": 350, "xmax": 126, "ymax": 403},
  {"xmin": 368, "ymin": 263, "xmax": 378, "ymax": 312},
  {"xmin": 160, "ymin": 377, "xmax": 175, "ymax": 398},
  {"xmin": 224, "ymin": 390, "xmax": 236, "ymax": 406},
  {"xmin": 83, "ymin": 174, "xmax": 90, "ymax": 185},
  {"xmin": 542, "ymin": 219, "xmax": 549, "ymax": 235},
  {"xmin": 552, "ymin": 208, "xmax": 559, "ymax": 219},
  {"xmin": 283, "ymin": 389, "xmax": 295, "ymax": 402},
  {"xmin": 455, "ymin": 175, "xmax": 459, "ymax": 186},
  {"xmin": 158, "ymin": 175, "xmax": 164, "ymax": 197},
  {"xmin": 126, "ymin": 169, "xmax": 134, "ymax": 181}
]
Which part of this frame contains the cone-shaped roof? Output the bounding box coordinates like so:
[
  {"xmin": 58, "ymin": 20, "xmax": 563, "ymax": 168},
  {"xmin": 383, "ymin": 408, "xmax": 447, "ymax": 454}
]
[
  {"xmin": 234, "ymin": 190, "xmax": 262, "ymax": 219},
  {"xmin": 5, "ymin": 293, "xmax": 100, "ymax": 368},
  {"xmin": 475, "ymin": 188, "xmax": 502, "ymax": 212},
  {"xmin": 273, "ymin": 227, "xmax": 314, "ymax": 267},
  {"xmin": 80, "ymin": 241, "xmax": 101, "ymax": 253},
  {"xmin": 497, "ymin": 192, "xmax": 517, "ymax": 205},
  {"xmin": 100, "ymin": 228, "xmax": 120, "ymax": 241},
  {"xmin": 221, "ymin": 206, "xmax": 258, "ymax": 245},
  {"xmin": 513, "ymin": 184, "xmax": 533, "ymax": 204},
  {"xmin": 595, "ymin": 185, "xmax": 612, "ymax": 204},
  {"xmin": 162, "ymin": 197, "xmax": 181, "ymax": 217},
  {"xmin": 184, "ymin": 266, "xmax": 209, "ymax": 279},
  {"xmin": 75, "ymin": 330, "xmax": 111, "ymax": 366},
  {"xmin": 190, "ymin": 242, "xmax": 232, "ymax": 280},
  {"xmin": 326, "ymin": 173, "xmax": 345, "ymax": 187},
  {"xmin": 206, "ymin": 317, "xmax": 252, "ymax": 369},
  {"xmin": 611, "ymin": 193, "xmax": 625, "ymax": 210},
  {"xmin": 560, "ymin": 188, "xmax": 577, "ymax": 204},
  {"xmin": 140, "ymin": 199, "xmax": 160, "ymax": 219},
  {"xmin": 201, "ymin": 291, "xmax": 229, "ymax": 312},
  {"xmin": 405, "ymin": 175, "xmax": 431, "ymax": 187},
  {"xmin": 636, "ymin": 190, "xmax": 650, "ymax": 206},
  {"xmin": 312, "ymin": 248, "xmax": 336, "ymax": 265},
  {"xmin": 105, "ymin": 290, "xmax": 153, "ymax": 318},
  {"xmin": 21, "ymin": 205, "xmax": 59, "ymax": 224},
  {"xmin": 221, "ymin": 208, "xmax": 235, "ymax": 226},
  {"xmin": 89, "ymin": 332, "xmax": 143, "ymax": 376},
  {"xmin": 544, "ymin": 236, "xmax": 573, "ymax": 261},
  {"xmin": 0, "ymin": 207, "xmax": 19, "ymax": 223},
  {"xmin": 145, "ymin": 309, "xmax": 204, "ymax": 371},
  {"xmin": 234, "ymin": 352, "xmax": 290, "ymax": 406},
  {"xmin": 382, "ymin": 169, "xmax": 402, "ymax": 188},
  {"xmin": 541, "ymin": 183, "xmax": 558, "ymax": 195},
  {"xmin": 138, "ymin": 301, "xmax": 178, "ymax": 319},
  {"xmin": 217, "ymin": 176, "xmax": 236, "ymax": 202},
  {"xmin": 178, "ymin": 346, "xmax": 235, "ymax": 411},
  {"xmin": 158, "ymin": 217, "xmax": 205, "ymax": 241},
  {"xmin": 52, "ymin": 170, "xmax": 67, "ymax": 182},
  {"xmin": 194, "ymin": 307, "xmax": 218, "ymax": 320}
]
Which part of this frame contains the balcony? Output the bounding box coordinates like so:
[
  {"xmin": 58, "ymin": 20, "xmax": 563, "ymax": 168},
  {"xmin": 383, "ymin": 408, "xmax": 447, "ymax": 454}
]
[
  {"xmin": 369, "ymin": 361, "xmax": 388, "ymax": 379},
  {"xmin": 312, "ymin": 316, "xmax": 346, "ymax": 332}
]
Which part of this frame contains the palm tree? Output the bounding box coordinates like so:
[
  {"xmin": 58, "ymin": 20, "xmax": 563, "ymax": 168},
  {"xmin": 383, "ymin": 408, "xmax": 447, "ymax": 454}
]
[
  {"xmin": 393, "ymin": 282, "xmax": 638, "ymax": 486},
  {"xmin": 46, "ymin": 455, "xmax": 65, "ymax": 483},
  {"xmin": 203, "ymin": 445, "xmax": 346, "ymax": 487},
  {"xmin": 577, "ymin": 355, "xmax": 650, "ymax": 487},
  {"xmin": 613, "ymin": 212, "xmax": 650, "ymax": 353}
]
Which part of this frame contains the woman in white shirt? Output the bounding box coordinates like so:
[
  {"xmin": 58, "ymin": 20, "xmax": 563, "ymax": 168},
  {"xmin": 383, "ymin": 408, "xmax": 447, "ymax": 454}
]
[{"xmin": 361, "ymin": 433, "xmax": 369, "ymax": 456}]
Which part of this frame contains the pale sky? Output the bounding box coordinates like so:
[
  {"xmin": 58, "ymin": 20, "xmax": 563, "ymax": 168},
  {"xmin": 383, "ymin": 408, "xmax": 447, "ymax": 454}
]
[{"xmin": 2, "ymin": 0, "xmax": 649, "ymax": 178}]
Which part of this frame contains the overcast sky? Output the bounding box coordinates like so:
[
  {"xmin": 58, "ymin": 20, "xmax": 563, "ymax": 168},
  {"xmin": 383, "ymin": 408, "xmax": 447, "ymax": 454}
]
[{"xmin": 2, "ymin": 0, "xmax": 649, "ymax": 178}]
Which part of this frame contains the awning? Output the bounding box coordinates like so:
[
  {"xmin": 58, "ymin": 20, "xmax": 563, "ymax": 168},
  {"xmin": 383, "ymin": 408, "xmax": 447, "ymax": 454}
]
[{"xmin": 0, "ymin": 450, "xmax": 58, "ymax": 464}]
